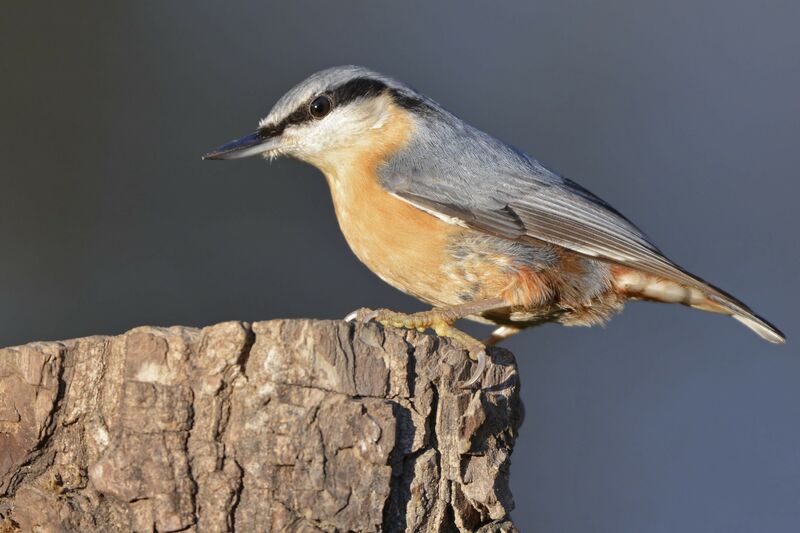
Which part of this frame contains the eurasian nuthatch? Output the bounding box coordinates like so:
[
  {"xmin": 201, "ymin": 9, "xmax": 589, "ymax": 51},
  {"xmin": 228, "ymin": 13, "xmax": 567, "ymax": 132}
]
[{"xmin": 205, "ymin": 66, "xmax": 784, "ymax": 386}]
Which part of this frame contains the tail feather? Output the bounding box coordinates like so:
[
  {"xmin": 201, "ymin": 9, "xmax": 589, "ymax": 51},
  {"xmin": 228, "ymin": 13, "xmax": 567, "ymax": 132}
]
[
  {"xmin": 705, "ymin": 293, "xmax": 785, "ymax": 344},
  {"xmin": 613, "ymin": 267, "xmax": 785, "ymax": 344}
]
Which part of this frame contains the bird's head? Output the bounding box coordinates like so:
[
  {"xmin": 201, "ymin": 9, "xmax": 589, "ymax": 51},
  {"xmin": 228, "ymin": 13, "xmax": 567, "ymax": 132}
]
[{"xmin": 203, "ymin": 66, "xmax": 431, "ymax": 173}]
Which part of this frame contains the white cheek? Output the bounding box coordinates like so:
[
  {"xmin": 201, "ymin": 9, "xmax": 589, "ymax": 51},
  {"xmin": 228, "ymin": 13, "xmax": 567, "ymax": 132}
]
[
  {"xmin": 291, "ymin": 116, "xmax": 347, "ymax": 153},
  {"xmin": 284, "ymin": 96, "xmax": 394, "ymax": 163},
  {"xmin": 300, "ymin": 130, "xmax": 330, "ymax": 154}
]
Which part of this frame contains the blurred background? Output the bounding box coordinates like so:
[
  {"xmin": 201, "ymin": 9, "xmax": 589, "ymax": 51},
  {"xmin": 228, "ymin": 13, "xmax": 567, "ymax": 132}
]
[{"xmin": 1, "ymin": 1, "xmax": 798, "ymax": 530}]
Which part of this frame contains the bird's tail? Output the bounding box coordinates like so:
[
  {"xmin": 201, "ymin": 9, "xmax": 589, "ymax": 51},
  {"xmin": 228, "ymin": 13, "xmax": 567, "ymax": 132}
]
[{"xmin": 613, "ymin": 267, "xmax": 785, "ymax": 344}]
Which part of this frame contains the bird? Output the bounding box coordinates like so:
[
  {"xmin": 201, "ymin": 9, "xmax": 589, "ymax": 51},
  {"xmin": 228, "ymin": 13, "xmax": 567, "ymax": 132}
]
[{"xmin": 204, "ymin": 65, "xmax": 785, "ymax": 386}]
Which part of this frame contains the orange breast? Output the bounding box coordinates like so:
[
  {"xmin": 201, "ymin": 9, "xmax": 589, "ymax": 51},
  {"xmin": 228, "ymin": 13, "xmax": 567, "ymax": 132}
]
[{"xmin": 328, "ymin": 169, "xmax": 463, "ymax": 305}]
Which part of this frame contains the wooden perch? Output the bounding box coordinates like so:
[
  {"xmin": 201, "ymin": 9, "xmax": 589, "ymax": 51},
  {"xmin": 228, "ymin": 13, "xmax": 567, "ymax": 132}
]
[{"xmin": 0, "ymin": 320, "xmax": 521, "ymax": 532}]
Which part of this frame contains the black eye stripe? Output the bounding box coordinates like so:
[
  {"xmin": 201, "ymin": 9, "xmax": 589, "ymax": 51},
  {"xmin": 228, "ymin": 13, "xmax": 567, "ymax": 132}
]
[
  {"xmin": 330, "ymin": 78, "xmax": 388, "ymax": 106},
  {"xmin": 257, "ymin": 77, "xmax": 430, "ymax": 138}
]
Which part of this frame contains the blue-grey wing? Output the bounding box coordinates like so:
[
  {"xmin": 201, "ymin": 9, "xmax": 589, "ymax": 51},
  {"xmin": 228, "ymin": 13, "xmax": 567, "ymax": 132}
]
[
  {"xmin": 390, "ymin": 171, "xmax": 702, "ymax": 285},
  {"xmin": 379, "ymin": 118, "xmax": 684, "ymax": 282}
]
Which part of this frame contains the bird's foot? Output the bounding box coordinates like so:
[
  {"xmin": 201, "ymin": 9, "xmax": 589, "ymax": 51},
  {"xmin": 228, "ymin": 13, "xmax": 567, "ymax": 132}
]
[{"xmin": 345, "ymin": 307, "xmax": 487, "ymax": 387}]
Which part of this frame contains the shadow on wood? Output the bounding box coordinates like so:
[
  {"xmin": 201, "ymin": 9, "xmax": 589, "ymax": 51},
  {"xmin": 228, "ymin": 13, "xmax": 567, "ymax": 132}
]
[{"xmin": 0, "ymin": 320, "xmax": 522, "ymax": 532}]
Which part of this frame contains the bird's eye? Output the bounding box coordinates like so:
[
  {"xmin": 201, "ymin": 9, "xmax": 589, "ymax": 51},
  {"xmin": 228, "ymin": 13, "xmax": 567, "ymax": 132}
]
[{"xmin": 309, "ymin": 95, "xmax": 333, "ymax": 118}]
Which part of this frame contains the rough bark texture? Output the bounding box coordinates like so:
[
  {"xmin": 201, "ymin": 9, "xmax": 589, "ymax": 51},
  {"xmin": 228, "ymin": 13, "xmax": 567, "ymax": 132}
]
[{"xmin": 0, "ymin": 319, "xmax": 521, "ymax": 532}]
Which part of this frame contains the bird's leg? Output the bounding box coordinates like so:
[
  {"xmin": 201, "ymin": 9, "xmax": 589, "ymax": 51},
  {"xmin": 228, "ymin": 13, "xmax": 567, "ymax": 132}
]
[{"xmin": 346, "ymin": 298, "xmax": 507, "ymax": 387}]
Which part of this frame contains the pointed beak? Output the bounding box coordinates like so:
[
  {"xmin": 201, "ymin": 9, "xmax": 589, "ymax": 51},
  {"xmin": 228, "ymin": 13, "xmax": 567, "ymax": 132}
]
[{"xmin": 202, "ymin": 132, "xmax": 280, "ymax": 160}]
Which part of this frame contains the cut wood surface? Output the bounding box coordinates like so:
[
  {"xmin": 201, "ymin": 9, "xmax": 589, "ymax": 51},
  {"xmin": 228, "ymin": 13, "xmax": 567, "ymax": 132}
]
[{"xmin": 0, "ymin": 319, "xmax": 521, "ymax": 532}]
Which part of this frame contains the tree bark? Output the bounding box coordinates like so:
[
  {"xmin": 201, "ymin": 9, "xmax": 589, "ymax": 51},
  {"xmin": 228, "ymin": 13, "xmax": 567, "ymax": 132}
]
[{"xmin": 0, "ymin": 319, "xmax": 521, "ymax": 532}]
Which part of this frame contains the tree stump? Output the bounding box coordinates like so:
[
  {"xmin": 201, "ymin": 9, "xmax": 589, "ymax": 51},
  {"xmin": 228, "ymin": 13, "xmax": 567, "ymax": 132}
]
[{"xmin": 0, "ymin": 320, "xmax": 522, "ymax": 532}]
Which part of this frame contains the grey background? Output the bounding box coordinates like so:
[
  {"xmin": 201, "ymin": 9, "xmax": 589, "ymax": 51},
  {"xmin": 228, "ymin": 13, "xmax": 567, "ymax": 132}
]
[{"xmin": 2, "ymin": 1, "xmax": 798, "ymax": 531}]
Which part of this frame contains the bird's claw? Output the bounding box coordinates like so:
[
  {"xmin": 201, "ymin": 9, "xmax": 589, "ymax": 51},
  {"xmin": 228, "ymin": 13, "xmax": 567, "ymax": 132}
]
[
  {"xmin": 461, "ymin": 348, "xmax": 487, "ymax": 388},
  {"xmin": 344, "ymin": 307, "xmax": 380, "ymax": 323}
]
